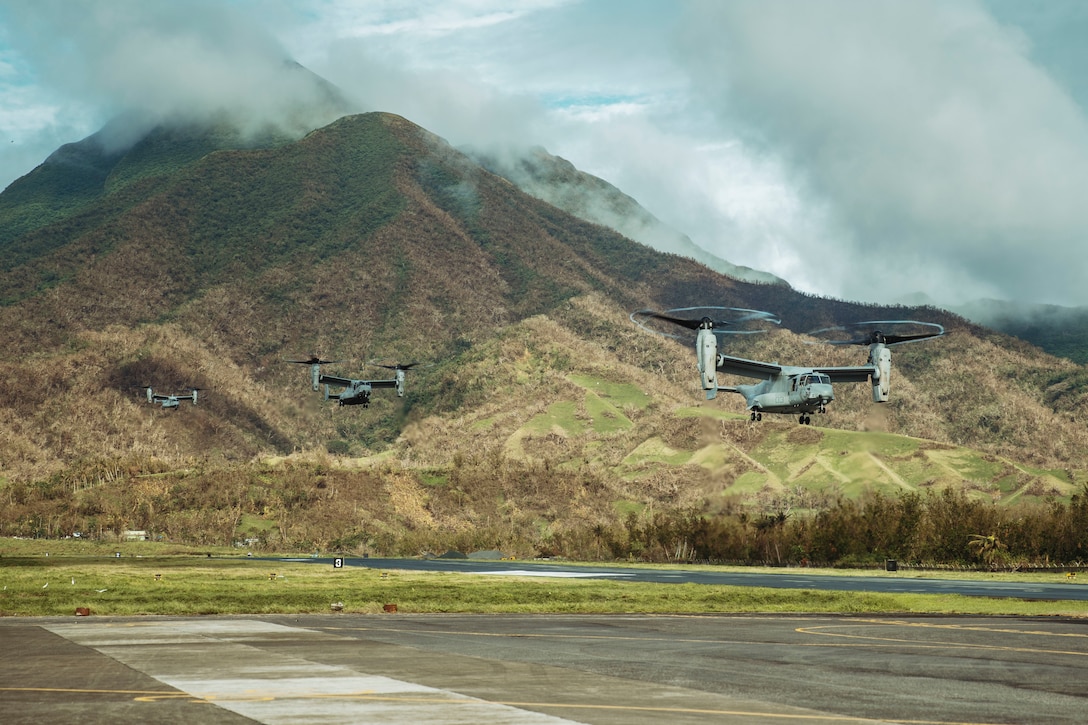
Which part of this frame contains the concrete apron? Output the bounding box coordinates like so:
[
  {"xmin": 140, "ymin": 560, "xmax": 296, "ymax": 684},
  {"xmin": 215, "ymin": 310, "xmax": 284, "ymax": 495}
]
[{"xmin": 44, "ymin": 619, "xmax": 579, "ymax": 725}]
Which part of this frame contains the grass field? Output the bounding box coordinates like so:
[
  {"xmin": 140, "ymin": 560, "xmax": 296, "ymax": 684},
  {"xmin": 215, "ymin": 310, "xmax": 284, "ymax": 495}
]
[{"xmin": 3, "ymin": 539, "xmax": 1086, "ymax": 617}]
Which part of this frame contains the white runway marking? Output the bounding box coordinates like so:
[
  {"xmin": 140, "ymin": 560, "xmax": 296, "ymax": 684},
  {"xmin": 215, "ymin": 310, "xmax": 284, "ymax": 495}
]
[
  {"xmin": 481, "ymin": 569, "xmax": 634, "ymax": 578},
  {"xmin": 47, "ymin": 620, "xmax": 584, "ymax": 724}
]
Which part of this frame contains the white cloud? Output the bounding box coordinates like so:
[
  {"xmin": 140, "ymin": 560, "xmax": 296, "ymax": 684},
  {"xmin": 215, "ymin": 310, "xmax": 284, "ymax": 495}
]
[
  {"xmin": 0, "ymin": 0, "xmax": 345, "ymax": 187},
  {"xmin": 673, "ymin": 0, "xmax": 1088, "ymax": 306}
]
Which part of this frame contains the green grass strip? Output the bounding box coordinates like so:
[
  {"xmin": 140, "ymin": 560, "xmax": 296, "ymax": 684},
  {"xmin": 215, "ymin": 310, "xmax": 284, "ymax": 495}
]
[{"xmin": 2, "ymin": 554, "xmax": 1086, "ymax": 617}]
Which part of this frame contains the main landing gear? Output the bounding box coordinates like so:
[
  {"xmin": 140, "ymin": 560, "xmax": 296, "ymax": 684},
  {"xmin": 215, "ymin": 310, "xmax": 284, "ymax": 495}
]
[
  {"xmin": 799, "ymin": 414, "xmax": 811, "ymax": 425},
  {"xmin": 750, "ymin": 411, "xmax": 762, "ymax": 421}
]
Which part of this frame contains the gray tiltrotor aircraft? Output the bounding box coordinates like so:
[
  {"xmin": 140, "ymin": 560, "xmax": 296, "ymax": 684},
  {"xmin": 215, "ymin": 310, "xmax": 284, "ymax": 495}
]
[
  {"xmin": 143, "ymin": 387, "xmax": 200, "ymax": 409},
  {"xmin": 287, "ymin": 357, "xmax": 422, "ymax": 408},
  {"xmin": 633, "ymin": 309, "xmax": 944, "ymax": 425}
]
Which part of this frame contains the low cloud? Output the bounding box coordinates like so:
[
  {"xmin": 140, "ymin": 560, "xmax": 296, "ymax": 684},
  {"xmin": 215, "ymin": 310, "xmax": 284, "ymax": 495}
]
[
  {"xmin": 2, "ymin": 0, "xmax": 350, "ymax": 163},
  {"xmin": 674, "ymin": 0, "xmax": 1088, "ymax": 306}
]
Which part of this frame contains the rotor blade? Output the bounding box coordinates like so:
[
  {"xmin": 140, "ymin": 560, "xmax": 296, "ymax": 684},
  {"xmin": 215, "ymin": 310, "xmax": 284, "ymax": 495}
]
[
  {"xmin": 374, "ymin": 362, "xmax": 419, "ymax": 370},
  {"xmin": 368, "ymin": 359, "xmax": 433, "ymax": 371},
  {"xmin": 808, "ymin": 321, "xmax": 945, "ymax": 346},
  {"xmin": 729, "ymin": 309, "xmax": 783, "ymax": 325},
  {"xmin": 881, "ymin": 330, "xmax": 945, "ymax": 345},
  {"xmin": 634, "ymin": 310, "xmax": 720, "ymax": 330},
  {"xmin": 632, "ymin": 307, "xmax": 780, "ymax": 341},
  {"xmin": 823, "ymin": 336, "xmax": 875, "ymax": 346},
  {"xmin": 285, "ymin": 356, "xmax": 340, "ymax": 365}
]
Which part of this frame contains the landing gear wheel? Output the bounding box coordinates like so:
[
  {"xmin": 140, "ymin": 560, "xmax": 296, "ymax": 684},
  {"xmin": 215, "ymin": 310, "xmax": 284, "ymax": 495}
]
[
  {"xmin": 800, "ymin": 415, "xmax": 811, "ymax": 425},
  {"xmin": 750, "ymin": 411, "xmax": 762, "ymax": 422}
]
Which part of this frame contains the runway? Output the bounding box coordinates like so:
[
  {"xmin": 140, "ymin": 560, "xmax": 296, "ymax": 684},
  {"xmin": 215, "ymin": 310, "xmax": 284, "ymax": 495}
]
[
  {"xmin": 2, "ymin": 613, "xmax": 1086, "ymax": 724},
  {"xmin": 290, "ymin": 556, "xmax": 1088, "ymax": 601}
]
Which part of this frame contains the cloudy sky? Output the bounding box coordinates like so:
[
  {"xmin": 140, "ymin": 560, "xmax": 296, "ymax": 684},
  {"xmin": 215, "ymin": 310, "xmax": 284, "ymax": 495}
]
[{"xmin": 3, "ymin": 0, "xmax": 1088, "ymax": 309}]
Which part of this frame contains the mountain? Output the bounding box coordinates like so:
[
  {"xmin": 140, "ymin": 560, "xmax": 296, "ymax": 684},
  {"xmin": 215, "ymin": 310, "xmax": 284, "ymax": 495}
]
[
  {"xmin": 2, "ymin": 110, "xmax": 1088, "ymax": 557},
  {"xmin": 468, "ymin": 145, "xmax": 787, "ymax": 286},
  {"xmin": 950, "ymin": 299, "xmax": 1088, "ymax": 365},
  {"xmin": 0, "ymin": 60, "xmax": 354, "ymax": 263},
  {"xmin": 0, "ymin": 111, "xmax": 728, "ymax": 471}
]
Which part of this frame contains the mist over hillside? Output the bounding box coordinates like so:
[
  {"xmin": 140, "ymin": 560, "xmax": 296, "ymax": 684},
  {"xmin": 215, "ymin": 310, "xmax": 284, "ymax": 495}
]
[
  {"xmin": 466, "ymin": 145, "xmax": 787, "ymax": 287},
  {"xmin": 950, "ymin": 299, "xmax": 1088, "ymax": 366}
]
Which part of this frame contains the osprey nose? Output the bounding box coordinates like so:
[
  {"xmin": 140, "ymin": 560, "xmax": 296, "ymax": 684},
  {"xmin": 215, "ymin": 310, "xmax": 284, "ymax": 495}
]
[{"xmin": 809, "ymin": 383, "xmax": 834, "ymax": 404}]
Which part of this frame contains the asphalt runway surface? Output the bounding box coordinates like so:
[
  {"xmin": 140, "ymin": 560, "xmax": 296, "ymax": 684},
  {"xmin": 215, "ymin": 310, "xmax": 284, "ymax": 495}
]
[
  {"xmin": 288, "ymin": 556, "xmax": 1088, "ymax": 601},
  {"xmin": 3, "ymin": 612, "xmax": 1087, "ymax": 724}
]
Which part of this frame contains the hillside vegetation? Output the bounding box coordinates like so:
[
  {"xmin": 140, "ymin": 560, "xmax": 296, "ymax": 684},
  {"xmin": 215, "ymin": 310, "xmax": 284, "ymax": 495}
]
[{"xmin": 2, "ymin": 112, "xmax": 1088, "ymax": 566}]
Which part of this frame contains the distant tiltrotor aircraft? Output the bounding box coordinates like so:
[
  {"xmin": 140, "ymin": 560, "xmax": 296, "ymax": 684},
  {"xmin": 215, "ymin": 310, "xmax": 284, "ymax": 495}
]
[{"xmin": 286, "ymin": 357, "xmax": 425, "ymax": 407}]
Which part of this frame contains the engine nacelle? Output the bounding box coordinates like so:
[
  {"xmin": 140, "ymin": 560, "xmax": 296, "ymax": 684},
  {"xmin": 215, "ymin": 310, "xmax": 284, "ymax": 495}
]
[
  {"xmin": 395, "ymin": 369, "xmax": 406, "ymax": 397},
  {"xmin": 191, "ymin": 389, "xmax": 198, "ymax": 405},
  {"xmin": 697, "ymin": 327, "xmax": 718, "ymax": 399},
  {"xmin": 870, "ymin": 344, "xmax": 892, "ymax": 402},
  {"xmin": 310, "ymin": 363, "xmax": 321, "ymax": 392}
]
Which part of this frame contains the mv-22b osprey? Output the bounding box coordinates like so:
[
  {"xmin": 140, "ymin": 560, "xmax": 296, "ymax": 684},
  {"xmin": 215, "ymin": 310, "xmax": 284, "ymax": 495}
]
[
  {"xmin": 287, "ymin": 357, "xmax": 422, "ymax": 407},
  {"xmin": 142, "ymin": 387, "xmax": 201, "ymax": 409},
  {"xmin": 634, "ymin": 308, "xmax": 944, "ymax": 425}
]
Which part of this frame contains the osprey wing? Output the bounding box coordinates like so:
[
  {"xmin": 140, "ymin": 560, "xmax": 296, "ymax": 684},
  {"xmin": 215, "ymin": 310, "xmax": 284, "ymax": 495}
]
[
  {"xmin": 715, "ymin": 354, "xmax": 784, "ymax": 381},
  {"xmin": 813, "ymin": 365, "xmax": 878, "ymax": 383},
  {"xmin": 317, "ymin": 374, "xmax": 355, "ymax": 388}
]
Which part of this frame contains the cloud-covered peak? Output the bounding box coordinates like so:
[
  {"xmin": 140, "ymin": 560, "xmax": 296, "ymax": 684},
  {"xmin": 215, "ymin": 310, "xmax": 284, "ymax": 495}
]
[{"xmin": 4, "ymin": 0, "xmax": 353, "ymax": 146}]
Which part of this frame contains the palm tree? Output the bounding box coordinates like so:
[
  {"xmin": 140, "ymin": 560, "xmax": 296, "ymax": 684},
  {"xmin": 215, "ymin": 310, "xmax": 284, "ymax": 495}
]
[{"xmin": 968, "ymin": 533, "xmax": 1007, "ymax": 570}]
